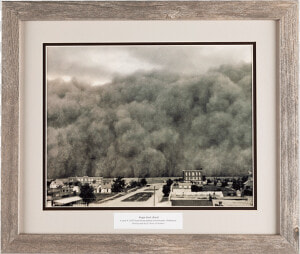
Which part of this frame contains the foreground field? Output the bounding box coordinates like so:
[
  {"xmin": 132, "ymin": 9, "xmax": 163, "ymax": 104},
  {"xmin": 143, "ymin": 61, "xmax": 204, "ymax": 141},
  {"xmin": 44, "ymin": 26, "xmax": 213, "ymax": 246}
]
[{"xmin": 89, "ymin": 183, "xmax": 169, "ymax": 207}]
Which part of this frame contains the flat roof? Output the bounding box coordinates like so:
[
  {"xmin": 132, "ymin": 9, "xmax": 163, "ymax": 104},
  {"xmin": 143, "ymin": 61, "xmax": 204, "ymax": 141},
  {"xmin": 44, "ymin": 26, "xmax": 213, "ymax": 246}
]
[
  {"xmin": 54, "ymin": 196, "xmax": 82, "ymax": 205},
  {"xmin": 176, "ymin": 182, "xmax": 192, "ymax": 186},
  {"xmin": 182, "ymin": 170, "xmax": 202, "ymax": 171}
]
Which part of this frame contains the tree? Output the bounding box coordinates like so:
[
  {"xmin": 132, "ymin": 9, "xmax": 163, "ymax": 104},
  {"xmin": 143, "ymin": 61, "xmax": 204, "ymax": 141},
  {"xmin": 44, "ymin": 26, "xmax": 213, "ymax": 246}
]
[
  {"xmin": 74, "ymin": 181, "xmax": 81, "ymax": 187},
  {"xmin": 191, "ymin": 185, "xmax": 203, "ymax": 192},
  {"xmin": 242, "ymin": 175, "xmax": 248, "ymax": 183},
  {"xmin": 129, "ymin": 180, "xmax": 138, "ymax": 188},
  {"xmin": 140, "ymin": 178, "xmax": 147, "ymax": 186},
  {"xmin": 191, "ymin": 185, "xmax": 198, "ymax": 192},
  {"xmin": 79, "ymin": 183, "xmax": 95, "ymax": 206},
  {"xmin": 232, "ymin": 179, "xmax": 242, "ymax": 190},
  {"xmin": 222, "ymin": 180, "xmax": 228, "ymax": 187},
  {"xmin": 166, "ymin": 179, "xmax": 173, "ymax": 186},
  {"xmin": 112, "ymin": 177, "xmax": 125, "ymax": 192},
  {"xmin": 162, "ymin": 185, "xmax": 171, "ymax": 197}
]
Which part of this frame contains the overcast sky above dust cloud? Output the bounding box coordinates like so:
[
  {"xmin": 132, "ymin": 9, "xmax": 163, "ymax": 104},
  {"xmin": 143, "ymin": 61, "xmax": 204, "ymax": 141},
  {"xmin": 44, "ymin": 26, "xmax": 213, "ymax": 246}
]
[{"xmin": 47, "ymin": 45, "xmax": 253, "ymax": 86}]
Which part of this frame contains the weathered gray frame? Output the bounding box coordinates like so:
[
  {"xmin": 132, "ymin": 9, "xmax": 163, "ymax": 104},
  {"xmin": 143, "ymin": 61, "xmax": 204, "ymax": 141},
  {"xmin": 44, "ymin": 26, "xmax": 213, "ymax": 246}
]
[{"xmin": 1, "ymin": 1, "xmax": 299, "ymax": 253}]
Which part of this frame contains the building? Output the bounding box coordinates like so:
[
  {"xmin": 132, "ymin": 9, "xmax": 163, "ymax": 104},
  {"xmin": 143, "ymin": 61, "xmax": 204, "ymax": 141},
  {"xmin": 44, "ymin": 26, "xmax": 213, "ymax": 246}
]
[
  {"xmin": 182, "ymin": 169, "xmax": 202, "ymax": 184},
  {"xmin": 173, "ymin": 182, "xmax": 192, "ymax": 190},
  {"xmin": 68, "ymin": 176, "xmax": 103, "ymax": 185},
  {"xmin": 68, "ymin": 176, "xmax": 103, "ymax": 194},
  {"xmin": 100, "ymin": 179, "xmax": 112, "ymax": 193},
  {"xmin": 72, "ymin": 186, "xmax": 80, "ymax": 194},
  {"xmin": 53, "ymin": 196, "xmax": 82, "ymax": 206},
  {"xmin": 50, "ymin": 179, "xmax": 65, "ymax": 189},
  {"xmin": 67, "ymin": 176, "xmax": 113, "ymax": 194},
  {"xmin": 47, "ymin": 186, "xmax": 74, "ymax": 200},
  {"xmin": 216, "ymin": 180, "xmax": 222, "ymax": 187},
  {"xmin": 227, "ymin": 181, "xmax": 233, "ymax": 188}
]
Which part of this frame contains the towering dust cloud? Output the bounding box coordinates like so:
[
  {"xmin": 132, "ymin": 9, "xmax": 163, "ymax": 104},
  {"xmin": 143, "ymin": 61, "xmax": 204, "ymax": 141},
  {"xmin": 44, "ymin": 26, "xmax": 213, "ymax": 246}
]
[{"xmin": 46, "ymin": 46, "xmax": 253, "ymax": 179}]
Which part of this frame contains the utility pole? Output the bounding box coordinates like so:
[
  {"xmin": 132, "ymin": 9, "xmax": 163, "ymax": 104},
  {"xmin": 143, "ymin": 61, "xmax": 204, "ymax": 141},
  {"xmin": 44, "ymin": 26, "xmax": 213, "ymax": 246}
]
[{"xmin": 153, "ymin": 186, "xmax": 156, "ymax": 207}]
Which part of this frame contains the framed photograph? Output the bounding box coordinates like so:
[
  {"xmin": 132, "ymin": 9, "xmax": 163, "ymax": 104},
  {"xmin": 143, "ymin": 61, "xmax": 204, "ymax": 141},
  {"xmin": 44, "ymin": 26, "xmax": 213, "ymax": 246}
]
[
  {"xmin": 2, "ymin": 1, "xmax": 298, "ymax": 253},
  {"xmin": 43, "ymin": 42, "xmax": 256, "ymax": 210}
]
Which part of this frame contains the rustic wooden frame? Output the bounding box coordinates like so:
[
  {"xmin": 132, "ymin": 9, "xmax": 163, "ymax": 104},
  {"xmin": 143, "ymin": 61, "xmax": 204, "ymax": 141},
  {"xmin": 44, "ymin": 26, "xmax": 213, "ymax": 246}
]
[{"xmin": 1, "ymin": 1, "xmax": 299, "ymax": 253}]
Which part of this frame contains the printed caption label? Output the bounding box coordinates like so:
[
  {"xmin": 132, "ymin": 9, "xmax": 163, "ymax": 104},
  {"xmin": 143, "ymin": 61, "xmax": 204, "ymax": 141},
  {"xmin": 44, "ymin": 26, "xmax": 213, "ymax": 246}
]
[{"xmin": 114, "ymin": 213, "xmax": 183, "ymax": 229}]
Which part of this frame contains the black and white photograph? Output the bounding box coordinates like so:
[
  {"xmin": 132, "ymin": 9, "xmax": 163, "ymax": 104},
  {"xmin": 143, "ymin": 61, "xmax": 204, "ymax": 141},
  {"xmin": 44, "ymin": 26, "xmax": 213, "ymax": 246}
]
[{"xmin": 44, "ymin": 43, "xmax": 256, "ymax": 209}]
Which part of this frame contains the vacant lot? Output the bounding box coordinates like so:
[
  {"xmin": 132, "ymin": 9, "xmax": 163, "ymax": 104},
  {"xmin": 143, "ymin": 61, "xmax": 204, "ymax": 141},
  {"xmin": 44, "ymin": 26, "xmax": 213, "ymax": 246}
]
[
  {"xmin": 122, "ymin": 192, "xmax": 153, "ymax": 202},
  {"xmin": 94, "ymin": 193, "xmax": 116, "ymax": 201}
]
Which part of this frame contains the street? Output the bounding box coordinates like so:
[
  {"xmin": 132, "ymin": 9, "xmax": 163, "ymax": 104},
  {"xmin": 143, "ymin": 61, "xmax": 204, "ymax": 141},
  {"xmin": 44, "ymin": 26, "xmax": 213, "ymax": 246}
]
[{"xmin": 89, "ymin": 183, "xmax": 171, "ymax": 207}]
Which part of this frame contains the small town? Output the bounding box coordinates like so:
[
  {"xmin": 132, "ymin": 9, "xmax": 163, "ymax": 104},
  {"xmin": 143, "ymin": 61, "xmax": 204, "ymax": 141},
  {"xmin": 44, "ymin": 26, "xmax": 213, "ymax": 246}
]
[{"xmin": 46, "ymin": 169, "xmax": 253, "ymax": 207}]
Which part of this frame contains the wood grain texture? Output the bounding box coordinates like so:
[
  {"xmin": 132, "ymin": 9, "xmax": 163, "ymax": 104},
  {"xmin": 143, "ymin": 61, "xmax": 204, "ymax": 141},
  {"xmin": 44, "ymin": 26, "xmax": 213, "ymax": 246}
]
[
  {"xmin": 279, "ymin": 2, "xmax": 299, "ymax": 250},
  {"xmin": 3, "ymin": 234, "xmax": 298, "ymax": 254},
  {"xmin": 1, "ymin": 4, "xmax": 20, "ymax": 252},
  {"xmin": 1, "ymin": 1, "xmax": 299, "ymax": 253},
  {"xmin": 3, "ymin": 1, "xmax": 296, "ymax": 21}
]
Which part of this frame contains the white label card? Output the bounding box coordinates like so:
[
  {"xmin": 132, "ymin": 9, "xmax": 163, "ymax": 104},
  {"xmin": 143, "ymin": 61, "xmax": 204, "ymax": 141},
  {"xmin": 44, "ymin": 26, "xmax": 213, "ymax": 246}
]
[{"xmin": 114, "ymin": 213, "xmax": 183, "ymax": 230}]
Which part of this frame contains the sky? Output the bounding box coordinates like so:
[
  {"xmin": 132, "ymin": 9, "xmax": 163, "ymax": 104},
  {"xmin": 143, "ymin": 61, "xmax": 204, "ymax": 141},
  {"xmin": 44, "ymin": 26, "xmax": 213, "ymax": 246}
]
[{"xmin": 46, "ymin": 45, "xmax": 253, "ymax": 86}]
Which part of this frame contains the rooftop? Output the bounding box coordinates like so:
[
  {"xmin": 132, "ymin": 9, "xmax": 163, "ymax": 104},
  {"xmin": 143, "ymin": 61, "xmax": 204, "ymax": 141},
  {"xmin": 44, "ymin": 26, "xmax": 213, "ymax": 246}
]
[
  {"xmin": 53, "ymin": 196, "xmax": 82, "ymax": 205},
  {"xmin": 182, "ymin": 169, "xmax": 202, "ymax": 171}
]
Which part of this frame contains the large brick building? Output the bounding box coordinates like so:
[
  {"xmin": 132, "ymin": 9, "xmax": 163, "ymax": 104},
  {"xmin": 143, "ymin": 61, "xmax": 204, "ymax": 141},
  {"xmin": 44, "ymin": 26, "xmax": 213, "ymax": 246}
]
[{"xmin": 183, "ymin": 169, "xmax": 202, "ymax": 184}]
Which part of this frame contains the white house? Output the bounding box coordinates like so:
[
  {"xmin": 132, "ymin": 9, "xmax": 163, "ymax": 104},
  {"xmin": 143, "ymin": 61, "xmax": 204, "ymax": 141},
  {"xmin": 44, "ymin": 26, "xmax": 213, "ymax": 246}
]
[
  {"xmin": 50, "ymin": 179, "xmax": 64, "ymax": 189},
  {"xmin": 72, "ymin": 186, "xmax": 80, "ymax": 194}
]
